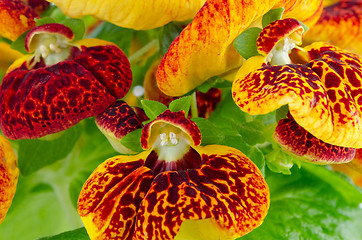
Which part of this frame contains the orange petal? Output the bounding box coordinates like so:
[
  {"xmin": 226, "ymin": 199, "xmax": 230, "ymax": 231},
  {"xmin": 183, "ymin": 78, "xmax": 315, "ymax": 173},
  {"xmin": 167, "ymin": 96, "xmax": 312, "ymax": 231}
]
[
  {"xmin": 156, "ymin": 0, "xmax": 323, "ymax": 96},
  {"xmin": 134, "ymin": 145, "xmax": 269, "ymax": 239},
  {"xmin": 304, "ymin": 0, "xmax": 362, "ymax": 55},
  {"xmin": 47, "ymin": 0, "xmax": 206, "ymax": 30},
  {"xmin": 0, "ymin": 0, "xmax": 37, "ymax": 41},
  {"xmin": 275, "ymin": 118, "xmax": 356, "ymax": 164},
  {"xmin": 232, "ymin": 43, "xmax": 362, "ymax": 148},
  {"xmin": 0, "ymin": 135, "xmax": 19, "ymax": 224},
  {"xmin": 77, "ymin": 151, "xmax": 155, "ymax": 240}
]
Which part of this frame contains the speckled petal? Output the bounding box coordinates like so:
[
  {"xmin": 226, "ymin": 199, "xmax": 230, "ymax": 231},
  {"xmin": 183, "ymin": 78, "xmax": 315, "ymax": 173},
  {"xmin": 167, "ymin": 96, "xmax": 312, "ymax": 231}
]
[
  {"xmin": 232, "ymin": 43, "xmax": 362, "ymax": 148},
  {"xmin": 0, "ymin": 0, "xmax": 37, "ymax": 41},
  {"xmin": 47, "ymin": 0, "xmax": 206, "ymax": 30},
  {"xmin": 141, "ymin": 110, "xmax": 201, "ymax": 150},
  {"xmin": 275, "ymin": 118, "xmax": 356, "ymax": 164},
  {"xmin": 77, "ymin": 151, "xmax": 155, "ymax": 240},
  {"xmin": 257, "ymin": 18, "xmax": 304, "ymax": 56},
  {"xmin": 156, "ymin": 0, "xmax": 323, "ymax": 96},
  {"xmin": 74, "ymin": 45, "xmax": 132, "ymax": 99},
  {"xmin": 134, "ymin": 145, "xmax": 269, "ymax": 239},
  {"xmin": 304, "ymin": 0, "xmax": 362, "ymax": 55},
  {"xmin": 0, "ymin": 135, "xmax": 19, "ymax": 224},
  {"xmin": 96, "ymin": 100, "xmax": 143, "ymax": 154},
  {"xmin": 0, "ymin": 44, "xmax": 132, "ymax": 139}
]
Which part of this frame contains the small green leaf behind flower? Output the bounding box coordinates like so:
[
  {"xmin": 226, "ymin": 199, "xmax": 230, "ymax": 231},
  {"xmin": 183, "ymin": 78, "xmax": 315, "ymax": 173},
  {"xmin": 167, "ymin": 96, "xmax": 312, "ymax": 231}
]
[
  {"xmin": 120, "ymin": 128, "xmax": 143, "ymax": 153},
  {"xmin": 169, "ymin": 96, "xmax": 191, "ymax": 116},
  {"xmin": 36, "ymin": 227, "xmax": 89, "ymax": 240},
  {"xmin": 234, "ymin": 27, "xmax": 262, "ymax": 60},
  {"xmin": 140, "ymin": 99, "xmax": 167, "ymax": 120},
  {"xmin": 262, "ymin": 8, "xmax": 285, "ymax": 28}
]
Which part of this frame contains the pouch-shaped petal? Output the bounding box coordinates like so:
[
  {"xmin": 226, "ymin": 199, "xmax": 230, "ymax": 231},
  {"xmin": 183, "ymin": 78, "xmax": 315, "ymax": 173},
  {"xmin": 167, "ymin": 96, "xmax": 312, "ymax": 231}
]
[
  {"xmin": 274, "ymin": 118, "xmax": 356, "ymax": 164},
  {"xmin": 77, "ymin": 151, "xmax": 155, "ymax": 240},
  {"xmin": 304, "ymin": 0, "xmax": 362, "ymax": 55},
  {"xmin": 156, "ymin": 0, "xmax": 323, "ymax": 96},
  {"xmin": 135, "ymin": 145, "xmax": 269, "ymax": 240},
  {"xmin": 47, "ymin": 0, "xmax": 206, "ymax": 30},
  {"xmin": 0, "ymin": 0, "xmax": 37, "ymax": 40},
  {"xmin": 0, "ymin": 42, "xmax": 132, "ymax": 139},
  {"xmin": 233, "ymin": 43, "xmax": 362, "ymax": 148},
  {"xmin": 0, "ymin": 135, "xmax": 19, "ymax": 224}
]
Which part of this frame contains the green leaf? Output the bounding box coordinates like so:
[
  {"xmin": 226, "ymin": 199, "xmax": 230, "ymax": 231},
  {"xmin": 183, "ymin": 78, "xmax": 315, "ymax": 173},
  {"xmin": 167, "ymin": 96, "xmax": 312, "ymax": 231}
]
[
  {"xmin": 10, "ymin": 31, "xmax": 29, "ymax": 54},
  {"xmin": 197, "ymin": 76, "xmax": 232, "ymax": 93},
  {"xmin": 265, "ymin": 148, "xmax": 294, "ymax": 175},
  {"xmin": 35, "ymin": 17, "xmax": 56, "ymax": 26},
  {"xmin": 140, "ymin": 99, "xmax": 167, "ymax": 120},
  {"xmin": 236, "ymin": 120, "xmax": 266, "ymax": 146},
  {"xmin": 191, "ymin": 117, "xmax": 224, "ymax": 145},
  {"xmin": 233, "ymin": 27, "xmax": 262, "ymax": 60},
  {"xmin": 240, "ymin": 166, "xmax": 362, "ymax": 240},
  {"xmin": 120, "ymin": 128, "xmax": 143, "ymax": 153},
  {"xmin": 262, "ymin": 8, "xmax": 285, "ymax": 28},
  {"xmin": 37, "ymin": 227, "xmax": 89, "ymax": 240},
  {"xmin": 298, "ymin": 20, "xmax": 310, "ymax": 32},
  {"xmin": 160, "ymin": 22, "xmax": 183, "ymax": 55},
  {"xmin": 245, "ymin": 147, "xmax": 266, "ymax": 176},
  {"xmin": 88, "ymin": 22, "xmax": 134, "ymax": 56},
  {"xmin": 169, "ymin": 96, "xmax": 191, "ymax": 116},
  {"xmin": 17, "ymin": 125, "xmax": 82, "ymax": 176},
  {"xmin": 60, "ymin": 18, "xmax": 86, "ymax": 42}
]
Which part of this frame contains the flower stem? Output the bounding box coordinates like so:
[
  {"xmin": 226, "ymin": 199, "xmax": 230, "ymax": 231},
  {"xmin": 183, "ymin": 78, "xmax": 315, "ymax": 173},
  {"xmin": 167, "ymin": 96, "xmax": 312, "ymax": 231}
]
[
  {"xmin": 128, "ymin": 39, "xmax": 159, "ymax": 65},
  {"xmin": 190, "ymin": 92, "xmax": 198, "ymax": 118}
]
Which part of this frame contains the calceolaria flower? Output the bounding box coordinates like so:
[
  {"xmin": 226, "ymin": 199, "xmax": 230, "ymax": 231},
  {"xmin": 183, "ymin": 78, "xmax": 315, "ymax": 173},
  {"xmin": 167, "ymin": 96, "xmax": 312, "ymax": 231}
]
[
  {"xmin": 0, "ymin": 135, "xmax": 19, "ymax": 224},
  {"xmin": 78, "ymin": 110, "xmax": 269, "ymax": 240},
  {"xmin": 156, "ymin": 0, "xmax": 323, "ymax": 96},
  {"xmin": 232, "ymin": 18, "xmax": 362, "ymax": 164},
  {"xmin": 0, "ymin": 23, "xmax": 132, "ymax": 139},
  {"xmin": 47, "ymin": 0, "xmax": 206, "ymax": 30}
]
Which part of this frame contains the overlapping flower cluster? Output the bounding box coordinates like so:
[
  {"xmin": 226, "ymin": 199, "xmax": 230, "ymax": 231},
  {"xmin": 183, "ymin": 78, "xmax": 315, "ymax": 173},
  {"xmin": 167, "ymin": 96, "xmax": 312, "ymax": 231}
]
[{"xmin": 0, "ymin": 0, "xmax": 362, "ymax": 239}]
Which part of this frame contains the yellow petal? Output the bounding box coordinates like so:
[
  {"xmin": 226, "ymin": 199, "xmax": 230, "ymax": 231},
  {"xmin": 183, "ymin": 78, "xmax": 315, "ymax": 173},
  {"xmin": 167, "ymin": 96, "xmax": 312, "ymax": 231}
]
[
  {"xmin": 304, "ymin": 0, "xmax": 362, "ymax": 55},
  {"xmin": 0, "ymin": 135, "xmax": 19, "ymax": 224},
  {"xmin": 47, "ymin": 0, "xmax": 206, "ymax": 30},
  {"xmin": 156, "ymin": 0, "xmax": 323, "ymax": 96},
  {"xmin": 0, "ymin": 42, "xmax": 22, "ymax": 72}
]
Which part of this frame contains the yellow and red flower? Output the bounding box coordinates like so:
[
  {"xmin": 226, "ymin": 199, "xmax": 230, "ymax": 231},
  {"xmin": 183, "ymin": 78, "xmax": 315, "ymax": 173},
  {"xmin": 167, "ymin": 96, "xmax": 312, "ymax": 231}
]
[
  {"xmin": 156, "ymin": 0, "xmax": 323, "ymax": 97},
  {"xmin": 232, "ymin": 18, "xmax": 362, "ymax": 164},
  {"xmin": 78, "ymin": 110, "xmax": 269, "ymax": 240},
  {"xmin": 0, "ymin": 23, "xmax": 132, "ymax": 139}
]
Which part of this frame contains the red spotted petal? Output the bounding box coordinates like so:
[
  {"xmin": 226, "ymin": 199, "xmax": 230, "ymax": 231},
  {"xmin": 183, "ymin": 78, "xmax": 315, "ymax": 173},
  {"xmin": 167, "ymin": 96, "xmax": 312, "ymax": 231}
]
[
  {"xmin": 0, "ymin": 0, "xmax": 37, "ymax": 40},
  {"xmin": 332, "ymin": 149, "xmax": 362, "ymax": 187},
  {"xmin": 96, "ymin": 100, "xmax": 143, "ymax": 154},
  {"xmin": 77, "ymin": 151, "xmax": 155, "ymax": 240},
  {"xmin": 257, "ymin": 18, "xmax": 304, "ymax": 56},
  {"xmin": 134, "ymin": 145, "xmax": 269, "ymax": 239},
  {"xmin": 304, "ymin": 0, "xmax": 362, "ymax": 55},
  {"xmin": 141, "ymin": 110, "xmax": 201, "ymax": 150},
  {"xmin": 0, "ymin": 44, "xmax": 132, "ymax": 139},
  {"xmin": 22, "ymin": 0, "xmax": 49, "ymax": 15},
  {"xmin": 78, "ymin": 145, "xmax": 269, "ymax": 240},
  {"xmin": 275, "ymin": 118, "xmax": 355, "ymax": 164},
  {"xmin": 0, "ymin": 135, "xmax": 19, "ymax": 223},
  {"xmin": 233, "ymin": 43, "xmax": 362, "ymax": 148}
]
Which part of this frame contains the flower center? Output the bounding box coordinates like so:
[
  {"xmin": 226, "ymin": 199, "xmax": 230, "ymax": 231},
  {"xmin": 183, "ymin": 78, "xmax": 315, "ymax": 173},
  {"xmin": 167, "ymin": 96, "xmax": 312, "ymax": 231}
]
[
  {"xmin": 266, "ymin": 37, "xmax": 297, "ymax": 65},
  {"xmin": 145, "ymin": 123, "xmax": 202, "ymax": 173},
  {"xmin": 30, "ymin": 33, "xmax": 72, "ymax": 67}
]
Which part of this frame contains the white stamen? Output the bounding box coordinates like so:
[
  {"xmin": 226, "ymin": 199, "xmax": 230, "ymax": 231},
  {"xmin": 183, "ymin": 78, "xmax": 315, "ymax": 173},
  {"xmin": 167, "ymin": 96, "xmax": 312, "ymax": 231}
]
[
  {"xmin": 160, "ymin": 133, "xmax": 167, "ymax": 146},
  {"xmin": 169, "ymin": 132, "xmax": 178, "ymax": 145}
]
